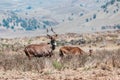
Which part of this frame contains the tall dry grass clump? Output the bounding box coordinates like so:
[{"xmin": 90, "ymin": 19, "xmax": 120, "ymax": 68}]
[
  {"xmin": 84, "ymin": 48, "xmax": 120, "ymax": 70},
  {"xmin": 0, "ymin": 48, "xmax": 120, "ymax": 72},
  {"xmin": 0, "ymin": 53, "xmax": 58, "ymax": 72}
]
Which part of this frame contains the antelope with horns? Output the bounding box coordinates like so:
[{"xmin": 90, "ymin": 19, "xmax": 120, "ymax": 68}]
[{"xmin": 24, "ymin": 28, "xmax": 57, "ymax": 60}]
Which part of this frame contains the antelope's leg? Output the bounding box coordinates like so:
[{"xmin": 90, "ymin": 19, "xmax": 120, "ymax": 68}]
[
  {"xmin": 49, "ymin": 51, "xmax": 53, "ymax": 57},
  {"xmin": 59, "ymin": 49, "xmax": 66, "ymax": 57},
  {"xmin": 24, "ymin": 50, "xmax": 31, "ymax": 60}
]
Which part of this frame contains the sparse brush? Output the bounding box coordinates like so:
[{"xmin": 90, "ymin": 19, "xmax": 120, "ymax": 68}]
[
  {"xmin": 84, "ymin": 48, "xmax": 120, "ymax": 70},
  {"xmin": 60, "ymin": 54, "xmax": 88, "ymax": 69},
  {"xmin": 0, "ymin": 44, "xmax": 120, "ymax": 72},
  {"xmin": 28, "ymin": 39, "xmax": 32, "ymax": 44},
  {"xmin": 0, "ymin": 53, "xmax": 46, "ymax": 72}
]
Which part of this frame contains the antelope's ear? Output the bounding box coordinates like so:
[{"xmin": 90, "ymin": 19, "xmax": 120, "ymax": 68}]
[{"xmin": 55, "ymin": 34, "xmax": 58, "ymax": 37}]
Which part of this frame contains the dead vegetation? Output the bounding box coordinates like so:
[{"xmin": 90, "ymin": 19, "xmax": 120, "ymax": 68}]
[
  {"xmin": 0, "ymin": 48, "xmax": 120, "ymax": 71},
  {"xmin": 0, "ymin": 48, "xmax": 120, "ymax": 80},
  {"xmin": 0, "ymin": 30, "xmax": 120, "ymax": 80}
]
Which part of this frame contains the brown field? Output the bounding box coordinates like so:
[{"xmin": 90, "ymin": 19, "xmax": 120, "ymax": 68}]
[{"xmin": 0, "ymin": 30, "xmax": 120, "ymax": 80}]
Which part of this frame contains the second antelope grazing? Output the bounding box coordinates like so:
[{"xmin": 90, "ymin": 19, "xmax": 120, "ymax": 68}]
[
  {"xmin": 59, "ymin": 46, "xmax": 85, "ymax": 57},
  {"xmin": 24, "ymin": 28, "xmax": 58, "ymax": 60}
]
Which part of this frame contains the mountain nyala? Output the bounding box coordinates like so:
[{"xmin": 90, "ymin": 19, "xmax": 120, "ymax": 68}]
[{"xmin": 24, "ymin": 28, "xmax": 57, "ymax": 60}]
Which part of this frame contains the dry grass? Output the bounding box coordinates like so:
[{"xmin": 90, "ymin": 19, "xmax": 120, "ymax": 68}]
[
  {"xmin": 0, "ymin": 49, "xmax": 120, "ymax": 80},
  {"xmin": 0, "ymin": 31, "xmax": 120, "ymax": 79},
  {"xmin": 0, "ymin": 48, "xmax": 120, "ymax": 72}
]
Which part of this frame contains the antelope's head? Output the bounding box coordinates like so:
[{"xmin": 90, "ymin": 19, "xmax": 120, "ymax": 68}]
[{"xmin": 47, "ymin": 28, "xmax": 58, "ymax": 50}]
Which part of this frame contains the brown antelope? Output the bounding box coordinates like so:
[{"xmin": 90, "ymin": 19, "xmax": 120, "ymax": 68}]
[
  {"xmin": 24, "ymin": 28, "xmax": 57, "ymax": 60},
  {"xmin": 59, "ymin": 46, "xmax": 86, "ymax": 57}
]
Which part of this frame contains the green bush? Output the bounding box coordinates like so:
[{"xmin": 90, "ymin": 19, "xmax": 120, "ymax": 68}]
[{"xmin": 52, "ymin": 60, "xmax": 63, "ymax": 70}]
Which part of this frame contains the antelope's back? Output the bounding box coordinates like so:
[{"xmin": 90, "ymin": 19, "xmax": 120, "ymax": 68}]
[
  {"xmin": 24, "ymin": 43, "xmax": 52, "ymax": 54},
  {"xmin": 60, "ymin": 46, "xmax": 83, "ymax": 55},
  {"xmin": 70, "ymin": 47, "xmax": 83, "ymax": 54}
]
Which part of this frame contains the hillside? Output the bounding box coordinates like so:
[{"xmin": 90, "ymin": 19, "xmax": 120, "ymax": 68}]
[
  {"xmin": 0, "ymin": 0, "xmax": 120, "ymax": 38},
  {"xmin": 54, "ymin": 0, "xmax": 120, "ymax": 34}
]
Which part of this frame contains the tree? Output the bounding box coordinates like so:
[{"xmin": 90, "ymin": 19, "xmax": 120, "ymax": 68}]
[
  {"xmin": 111, "ymin": 0, "xmax": 115, "ymax": 5},
  {"xmin": 11, "ymin": 26, "xmax": 14, "ymax": 29},
  {"xmin": 101, "ymin": 26, "xmax": 106, "ymax": 30},
  {"xmin": 116, "ymin": 24, "xmax": 120, "ymax": 29},
  {"xmin": 86, "ymin": 18, "xmax": 89, "ymax": 22},
  {"xmin": 80, "ymin": 13, "xmax": 84, "ymax": 16},
  {"xmin": 43, "ymin": 25, "xmax": 46, "ymax": 29},
  {"xmin": 2, "ymin": 19, "xmax": 9, "ymax": 29},
  {"xmin": 93, "ymin": 14, "xmax": 96, "ymax": 19}
]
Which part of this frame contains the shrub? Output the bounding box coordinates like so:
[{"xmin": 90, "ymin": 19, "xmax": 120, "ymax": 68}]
[
  {"xmin": 52, "ymin": 60, "xmax": 63, "ymax": 70},
  {"xmin": 86, "ymin": 18, "xmax": 89, "ymax": 22},
  {"xmin": 93, "ymin": 14, "xmax": 96, "ymax": 19}
]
